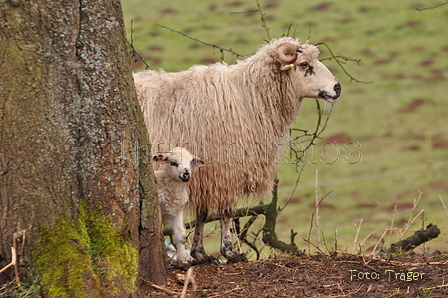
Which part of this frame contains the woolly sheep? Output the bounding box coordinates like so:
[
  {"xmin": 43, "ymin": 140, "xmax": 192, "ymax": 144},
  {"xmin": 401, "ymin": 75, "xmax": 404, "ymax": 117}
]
[
  {"xmin": 134, "ymin": 37, "xmax": 341, "ymax": 263},
  {"xmin": 153, "ymin": 147, "xmax": 204, "ymax": 268}
]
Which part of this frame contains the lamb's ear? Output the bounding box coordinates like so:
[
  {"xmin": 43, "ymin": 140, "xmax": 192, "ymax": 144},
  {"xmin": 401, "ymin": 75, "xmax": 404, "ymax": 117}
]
[
  {"xmin": 153, "ymin": 154, "xmax": 169, "ymax": 163},
  {"xmin": 191, "ymin": 157, "xmax": 205, "ymax": 170}
]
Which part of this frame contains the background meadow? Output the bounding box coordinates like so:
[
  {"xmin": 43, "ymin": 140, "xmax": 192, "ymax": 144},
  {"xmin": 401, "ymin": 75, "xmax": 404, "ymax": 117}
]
[{"xmin": 121, "ymin": 0, "xmax": 448, "ymax": 257}]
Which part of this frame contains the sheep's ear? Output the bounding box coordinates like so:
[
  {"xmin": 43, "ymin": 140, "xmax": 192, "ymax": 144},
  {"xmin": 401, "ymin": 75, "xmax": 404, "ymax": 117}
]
[
  {"xmin": 191, "ymin": 157, "xmax": 205, "ymax": 170},
  {"xmin": 153, "ymin": 154, "xmax": 169, "ymax": 163}
]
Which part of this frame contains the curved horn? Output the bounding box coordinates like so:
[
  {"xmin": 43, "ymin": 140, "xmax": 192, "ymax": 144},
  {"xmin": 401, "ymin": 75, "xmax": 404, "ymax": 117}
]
[{"xmin": 276, "ymin": 42, "xmax": 298, "ymax": 65}]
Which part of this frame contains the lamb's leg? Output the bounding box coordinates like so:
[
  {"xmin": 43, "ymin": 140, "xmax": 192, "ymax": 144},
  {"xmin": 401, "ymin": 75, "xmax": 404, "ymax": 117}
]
[
  {"xmin": 190, "ymin": 209, "xmax": 215, "ymax": 264},
  {"xmin": 220, "ymin": 210, "xmax": 248, "ymax": 263},
  {"xmin": 171, "ymin": 210, "xmax": 191, "ymax": 269}
]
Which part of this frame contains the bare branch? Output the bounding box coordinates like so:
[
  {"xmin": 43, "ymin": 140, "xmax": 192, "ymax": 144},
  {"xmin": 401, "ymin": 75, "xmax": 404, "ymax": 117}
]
[
  {"xmin": 416, "ymin": 1, "xmax": 448, "ymax": 11},
  {"xmin": 128, "ymin": 20, "xmax": 152, "ymax": 70},
  {"xmin": 157, "ymin": 24, "xmax": 246, "ymax": 59},
  {"xmin": 316, "ymin": 42, "xmax": 373, "ymax": 84}
]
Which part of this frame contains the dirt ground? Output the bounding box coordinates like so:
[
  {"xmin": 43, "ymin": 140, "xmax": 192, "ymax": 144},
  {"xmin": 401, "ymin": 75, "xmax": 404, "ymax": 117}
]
[{"xmin": 146, "ymin": 252, "xmax": 448, "ymax": 297}]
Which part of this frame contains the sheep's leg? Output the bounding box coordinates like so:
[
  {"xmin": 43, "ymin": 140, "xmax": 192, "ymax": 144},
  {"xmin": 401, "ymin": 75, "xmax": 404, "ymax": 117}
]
[
  {"xmin": 171, "ymin": 210, "xmax": 191, "ymax": 269},
  {"xmin": 190, "ymin": 209, "xmax": 215, "ymax": 264},
  {"xmin": 220, "ymin": 210, "xmax": 248, "ymax": 263}
]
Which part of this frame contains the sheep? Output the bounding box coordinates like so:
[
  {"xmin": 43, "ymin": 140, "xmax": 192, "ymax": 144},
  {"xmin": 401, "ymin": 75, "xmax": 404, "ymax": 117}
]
[
  {"xmin": 153, "ymin": 147, "xmax": 204, "ymax": 268},
  {"xmin": 134, "ymin": 36, "xmax": 341, "ymax": 264}
]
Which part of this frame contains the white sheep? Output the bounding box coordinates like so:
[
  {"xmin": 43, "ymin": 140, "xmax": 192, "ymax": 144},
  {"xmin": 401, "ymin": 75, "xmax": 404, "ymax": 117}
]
[
  {"xmin": 153, "ymin": 147, "xmax": 204, "ymax": 268},
  {"xmin": 135, "ymin": 37, "xmax": 341, "ymax": 263}
]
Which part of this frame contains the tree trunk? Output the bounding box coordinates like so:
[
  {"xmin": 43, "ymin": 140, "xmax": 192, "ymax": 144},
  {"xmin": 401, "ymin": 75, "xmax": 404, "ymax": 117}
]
[{"xmin": 0, "ymin": 0, "xmax": 165, "ymax": 296}]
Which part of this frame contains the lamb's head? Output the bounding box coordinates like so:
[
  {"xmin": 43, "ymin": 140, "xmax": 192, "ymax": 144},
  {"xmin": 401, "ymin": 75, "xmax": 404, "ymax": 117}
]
[
  {"xmin": 153, "ymin": 147, "xmax": 204, "ymax": 182},
  {"xmin": 275, "ymin": 38, "xmax": 341, "ymax": 103}
]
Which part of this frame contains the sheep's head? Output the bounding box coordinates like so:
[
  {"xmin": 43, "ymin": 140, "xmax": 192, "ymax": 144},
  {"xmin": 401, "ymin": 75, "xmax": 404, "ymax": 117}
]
[
  {"xmin": 275, "ymin": 38, "xmax": 341, "ymax": 103},
  {"xmin": 153, "ymin": 147, "xmax": 204, "ymax": 182}
]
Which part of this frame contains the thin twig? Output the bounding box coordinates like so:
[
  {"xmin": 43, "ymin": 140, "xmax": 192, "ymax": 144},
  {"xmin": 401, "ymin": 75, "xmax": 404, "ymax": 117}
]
[
  {"xmin": 256, "ymin": 0, "xmax": 271, "ymax": 40},
  {"xmin": 0, "ymin": 247, "xmax": 16, "ymax": 275},
  {"xmin": 288, "ymin": 99, "xmax": 333, "ymax": 169},
  {"xmin": 306, "ymin": 190, "xmax": 333, "ymax": 254},
  {"xmin": 207, "ymin": 286, "xmax": 242, "ymax": 298},
  {"xmin": 439, "ymin": 195, "xmax": 448, "ymax": 219},
  {"xmin": 278, "ymin": 161, "xmax": 306, "ymax": 213},
  {"xmin": 303, "ymin": 238, "xmax": 325, "ymax": 254},
  {"xmin": 421, "ymin": 284, "xmax": 448, "ymax": 290},
  {"xmin": 400, "ymin": 210, "xmax": 425, "ymax": 239},
  {"xmin": 389, "ymin": 205, "xmax": 397, "ymax": 246},
  {"xmin": 353, "ymin": 219, "xmax": 363, "ymax": 254},
  {"xmin": 315, "ymin": 169, "xmax": 321, "ymax": 250},
  {"xmin": 334, "ymin": 228, "xmax": 338, "ymax": 251}
]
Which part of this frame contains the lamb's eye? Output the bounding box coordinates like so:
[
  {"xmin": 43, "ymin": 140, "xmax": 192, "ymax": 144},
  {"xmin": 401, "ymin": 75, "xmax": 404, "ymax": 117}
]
[
  {"xmin": 169, "ymin": 161, "xmax": 179, "ymax": 167},
  {"xmin": 300, "ymin": 62, "xmax": 309, "ymax": 68}
]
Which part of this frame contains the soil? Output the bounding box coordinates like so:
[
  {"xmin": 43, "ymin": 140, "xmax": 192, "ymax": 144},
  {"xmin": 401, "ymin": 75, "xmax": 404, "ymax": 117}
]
[{"xmin": 146, "ymin": 252, "xmax": 448, "ymax": 297}]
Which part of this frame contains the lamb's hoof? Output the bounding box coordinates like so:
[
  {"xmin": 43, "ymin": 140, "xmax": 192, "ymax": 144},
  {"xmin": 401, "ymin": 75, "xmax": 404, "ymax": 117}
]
[
  {"xmin": 175, "ymin": 262, "xmax": 191, "ymax": 271},
  {"xmin": 225, "ymin": 253, "xmax": 248, "ymax": 264}
]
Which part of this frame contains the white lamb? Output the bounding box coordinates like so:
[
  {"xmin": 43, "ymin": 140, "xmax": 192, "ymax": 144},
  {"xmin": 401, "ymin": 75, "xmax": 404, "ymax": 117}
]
[{"xmin": 153, "ymin": 147, "xmax": 204, "ymax": 268}]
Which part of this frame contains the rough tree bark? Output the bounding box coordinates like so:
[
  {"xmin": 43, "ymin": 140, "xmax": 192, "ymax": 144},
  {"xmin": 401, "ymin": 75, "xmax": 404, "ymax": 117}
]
[{"xmin": 0, "ymin": 0, "xmax": 165, "ymax": 296}]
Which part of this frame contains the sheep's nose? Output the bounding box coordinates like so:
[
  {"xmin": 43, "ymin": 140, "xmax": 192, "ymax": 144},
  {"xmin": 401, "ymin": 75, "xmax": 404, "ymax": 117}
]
[{"xmin": 334, "ymin": 83, "xmax": 341, "ymax": 98}]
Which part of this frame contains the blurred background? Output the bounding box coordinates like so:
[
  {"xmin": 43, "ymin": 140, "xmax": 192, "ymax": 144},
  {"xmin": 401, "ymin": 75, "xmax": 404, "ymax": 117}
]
[{"xmin": 122, "ymin": 0, "xmax": 448, "ymax": 257}]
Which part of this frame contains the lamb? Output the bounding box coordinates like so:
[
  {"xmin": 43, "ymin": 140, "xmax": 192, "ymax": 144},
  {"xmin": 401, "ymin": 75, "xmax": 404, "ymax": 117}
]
[
  {"xmin": 134, "ymin": 36, "xmax": 341, "ymax": 263},
  {"xmin": 153, "ymin": 147, "xmax": 204, "ymax": 268}
]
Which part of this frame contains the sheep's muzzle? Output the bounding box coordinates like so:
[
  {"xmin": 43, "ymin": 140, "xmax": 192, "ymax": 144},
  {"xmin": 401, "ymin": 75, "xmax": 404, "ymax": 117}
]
[{"xmin": 180, "ymin": 172, "xmax": 191, "ymax": 182}]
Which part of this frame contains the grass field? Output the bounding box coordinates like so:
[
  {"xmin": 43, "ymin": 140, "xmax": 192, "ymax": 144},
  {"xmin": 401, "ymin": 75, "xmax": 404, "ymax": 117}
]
[{"xmin": 121, "ymin": 0, "xmax": 448, "ymax": 257}]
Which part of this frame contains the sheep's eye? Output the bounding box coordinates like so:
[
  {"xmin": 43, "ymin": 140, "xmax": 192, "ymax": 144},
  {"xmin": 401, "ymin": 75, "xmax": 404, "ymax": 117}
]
[
  {"xmin": 300, "ymin": 62, "xmax": 309, "ymax": 68},
  {"xmin": 169, "ymin": 161, "xmax": 179, "ymax": 167}
]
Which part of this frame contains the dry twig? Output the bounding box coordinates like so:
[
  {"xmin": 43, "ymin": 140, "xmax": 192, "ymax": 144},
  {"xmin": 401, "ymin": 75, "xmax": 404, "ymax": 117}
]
[
  {"xmin": 181, "ymin": 267, "xmax": 197, "ymax": 298},
  {"xmin": 140, "ymin": 277, "xmax": 180, "ymax": 295}
]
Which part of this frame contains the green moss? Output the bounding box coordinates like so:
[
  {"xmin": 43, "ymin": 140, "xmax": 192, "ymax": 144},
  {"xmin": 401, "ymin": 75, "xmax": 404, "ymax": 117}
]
[{"xmin": 32, "ymin": 201, "xmax": 138, "ymax": 297}]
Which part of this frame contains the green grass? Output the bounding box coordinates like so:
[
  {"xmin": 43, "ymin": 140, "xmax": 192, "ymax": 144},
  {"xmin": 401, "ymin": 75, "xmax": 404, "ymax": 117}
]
[{"xmin": 121, "ymin": 0, "xmax": 448, "ymax": 256}]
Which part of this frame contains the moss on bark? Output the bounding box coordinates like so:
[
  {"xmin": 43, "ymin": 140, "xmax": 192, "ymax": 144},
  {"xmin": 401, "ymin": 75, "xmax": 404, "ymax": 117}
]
[{"xmin": 32, "ymin": 201, "xmax": 138, "ymax": 298}]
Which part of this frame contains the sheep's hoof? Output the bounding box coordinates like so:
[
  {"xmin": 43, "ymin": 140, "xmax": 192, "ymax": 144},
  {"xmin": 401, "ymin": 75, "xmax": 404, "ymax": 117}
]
[
  {"xmin": 225, "ymin": 253, "xmax": 248, "ymax": 264},
  {"xmin": 221, "ymin": 240, "xmax": 248, "ymax": 263},
  {"xmin": 191, "ymin": 254, "xmax": 217, "ymax": 265},
  {"xmin": 191, "ymin": 247, "xmax": 217, "ymax": 265}
]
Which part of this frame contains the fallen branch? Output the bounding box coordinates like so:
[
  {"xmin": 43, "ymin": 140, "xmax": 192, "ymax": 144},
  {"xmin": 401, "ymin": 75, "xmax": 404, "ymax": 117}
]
[
  {"xmin": 163, "ymin": 204, "xmax": 267, "ymax": 235},
  {"xmin": 163, "ymin": 179, "xmax": 300, "ymax": 255},
  {"xmin": 386, "ymin": 223, "xmax": 441, "ymax": 253}
]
